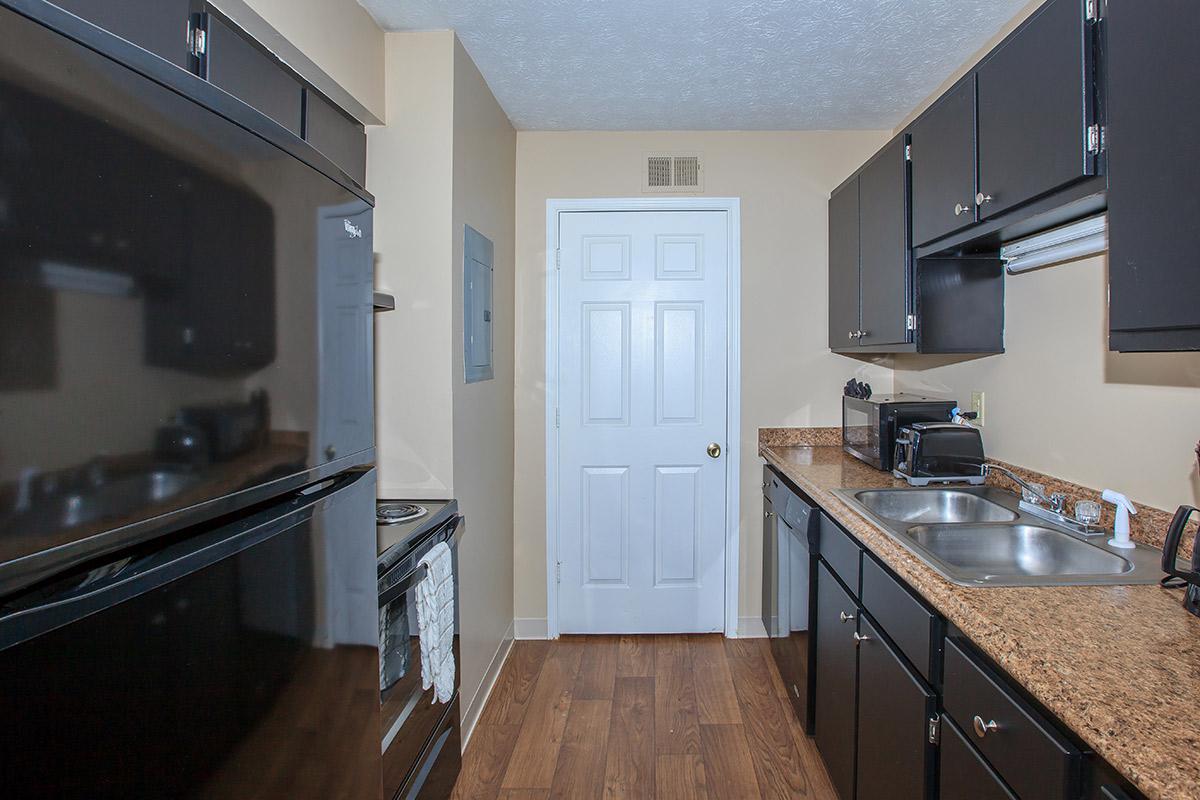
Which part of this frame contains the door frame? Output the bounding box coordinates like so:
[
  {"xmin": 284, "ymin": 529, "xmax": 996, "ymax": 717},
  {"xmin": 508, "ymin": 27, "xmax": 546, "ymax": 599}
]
[{"xmin": 544, "ymin": 197, "xmax": 742, "ymax": 638}]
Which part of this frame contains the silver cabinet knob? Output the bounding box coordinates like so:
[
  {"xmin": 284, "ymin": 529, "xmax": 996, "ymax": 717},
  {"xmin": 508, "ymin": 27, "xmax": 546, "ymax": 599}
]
[
  {"xmin": 954, "ymin": 202, "xmax": 972, "ymax": 216},
  {"xmin": 852, "ymin": 631, "xmax": 871, "ymax": 643},
  {"xmin": 707, "ymin": 442, "xmax": 722, "ymax": 459},
  {"xmin": 839, "ymin": 611, "xmax": 855, "ymax": 624},
  {"xmin": 972, "ymin": 715, "xmax": 999, "ymax": 738},
  {"xmin": 976, "ymin": 192, "xmax": 994, "ymax": 206},
  {"xmin": 764, "ymin": 510, "xmax": 774, "ymax": 519},
  {"xmin": 848, "ymin": 330, "xmax": 857, "ymax": 341},
  {"xmin": 857, "ymin": 330, "xmax": 869, "ymax": 339}
]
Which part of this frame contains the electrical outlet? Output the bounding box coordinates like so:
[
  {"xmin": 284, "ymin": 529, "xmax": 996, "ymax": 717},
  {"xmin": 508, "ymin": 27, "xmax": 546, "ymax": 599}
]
[{"xmin": 971, "ymin": 391, "xmax": 986, "ymax": 427}]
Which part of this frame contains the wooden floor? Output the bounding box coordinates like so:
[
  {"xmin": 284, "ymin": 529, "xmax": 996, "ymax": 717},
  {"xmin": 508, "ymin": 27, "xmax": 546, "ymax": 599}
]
[{"xmin": 452, "ymin": 634, "xmax": 837, "ymax": 800}]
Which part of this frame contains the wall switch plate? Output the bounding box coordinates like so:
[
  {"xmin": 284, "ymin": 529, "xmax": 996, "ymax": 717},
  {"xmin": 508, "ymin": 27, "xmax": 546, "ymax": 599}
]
[{"xmin": 971, "ymin": 391, "xmax": 986, "ymax": 427}]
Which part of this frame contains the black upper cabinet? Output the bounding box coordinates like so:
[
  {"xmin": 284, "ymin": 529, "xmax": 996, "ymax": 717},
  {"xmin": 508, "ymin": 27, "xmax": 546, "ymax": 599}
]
[
  {"xmin": 203, "ymin": 12, "xmax": 304, "ymax": 137},
  {"xmin": 1107, "ymin": 0, "xmax": 1200, "ymax": 351},
  {"xmin": 910, "ymin": 79, "xmax": 977, "ymax": 247},
  {"xmin": 976, "ymin": 0, "xmax": 1096, "ymax": 220},
  {"xmin": 814, "ymin": 562, "xmax": 858, "ymax": 800},
  {"xmin": 858, "ymin": 137, "xmax": 911, "ymax": 348},
  {"xmin": 50, "ymin": 0, "xmax": 201, "ymax": 69},
  {"xmin": 828, "ymin": 135, "xmax": 911, "ymax": 351},
  {"xmin": 828, "ymin": 178, "xmax": 861, "ymax": 349},
  {"xmin": 855, "ymin": 615, "xmax": 936, "ymax": 800},
  {"xmin": 305, "ymin": 88, "xmax": 368, "ymax": 186}
]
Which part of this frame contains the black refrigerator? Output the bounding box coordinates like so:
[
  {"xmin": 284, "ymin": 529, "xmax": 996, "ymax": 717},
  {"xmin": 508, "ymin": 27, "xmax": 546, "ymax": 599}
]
[{"xmin": 0, "ymin": 2, "xmax": 381, "ymax": 797}]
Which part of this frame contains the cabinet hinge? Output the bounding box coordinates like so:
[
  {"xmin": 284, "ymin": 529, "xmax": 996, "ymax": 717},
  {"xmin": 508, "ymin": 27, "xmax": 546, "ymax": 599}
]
[
  {"xmin": 555, "ymin": 407, "xmax": 560, "ymax": 428},
  {"xmin": 555, "ymin": 561, "xmax": 562, "ymax": 584},
  {"xmin": 188, "ymin": 26, "xmax": 207, "ymax": 57},
  {"xmin": 906, "ymin": 314, "xmax": 917, "ymax": 332},
  {"xmin": 927, "ymin": 716, "xmax": 941, "ymax": 745},
  {"xmin": 1085, "ymin": 0, "xmax": 1102, "ymax": 22},
  {"xmin": 1087, "ymin": 124, "xmax": 1105, "ymax": 154},
  {"xmin": 555, "ymin": 249, "xmax": 561, "ymax": 270},
  {"xmin": 904, "ymin": 144, "xmax": 911, "ymax": 162}
]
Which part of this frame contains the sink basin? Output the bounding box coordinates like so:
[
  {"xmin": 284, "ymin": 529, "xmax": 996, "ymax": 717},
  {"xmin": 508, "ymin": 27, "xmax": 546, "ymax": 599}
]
[
  {"xmin": 831, "ymin": 486, "xmax": 1164, "ymax": 586},
  {"xmin": 902, "ymin": 524, "xmax": 1133, "ymax": 579},
  {"xmin": 853, "ymin": 489, "xmax": 1018, "ymax": 524}
]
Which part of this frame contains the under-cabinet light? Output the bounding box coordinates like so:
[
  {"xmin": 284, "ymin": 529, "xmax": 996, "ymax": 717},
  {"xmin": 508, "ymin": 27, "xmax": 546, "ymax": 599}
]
[{"xmin": 1000, "ymin": 214, "xmax": 1107, "ymax": 274}]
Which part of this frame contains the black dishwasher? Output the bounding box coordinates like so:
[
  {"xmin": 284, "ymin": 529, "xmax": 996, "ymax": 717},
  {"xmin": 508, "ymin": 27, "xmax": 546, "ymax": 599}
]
[{"xmin": 762, "ymin": 465, "xmax": 819, "ymax": 732}]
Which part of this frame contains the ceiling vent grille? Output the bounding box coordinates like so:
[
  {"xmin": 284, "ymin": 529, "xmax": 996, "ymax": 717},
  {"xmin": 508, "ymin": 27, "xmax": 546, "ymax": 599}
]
[{"xmin": 643, "ymin": 152, "xmax": 703, "ymax": 193}]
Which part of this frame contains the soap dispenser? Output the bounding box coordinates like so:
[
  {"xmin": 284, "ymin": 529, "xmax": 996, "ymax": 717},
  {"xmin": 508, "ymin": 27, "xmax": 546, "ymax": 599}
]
[{"xmin": 1101, "ymin": 489, "xmax": 1138, "ymax": 549}]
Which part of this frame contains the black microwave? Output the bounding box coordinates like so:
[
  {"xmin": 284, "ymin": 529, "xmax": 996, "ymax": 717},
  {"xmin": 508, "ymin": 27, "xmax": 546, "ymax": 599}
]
[{"xmin": 843, "ymin": 394, "xmax": 957, "ymax": 471}]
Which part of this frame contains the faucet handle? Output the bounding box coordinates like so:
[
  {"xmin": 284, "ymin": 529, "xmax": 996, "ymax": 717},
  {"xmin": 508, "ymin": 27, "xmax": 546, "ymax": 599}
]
[{"xmin": 1049, "ymin": 492, "xmax": 1067, "ymax": 513}]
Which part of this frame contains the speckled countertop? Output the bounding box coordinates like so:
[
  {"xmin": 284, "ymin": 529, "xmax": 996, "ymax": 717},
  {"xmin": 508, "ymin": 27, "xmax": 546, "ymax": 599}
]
[{"xmin": 760, "ymin": 444, "xmax": 1200, "ymax": 800}]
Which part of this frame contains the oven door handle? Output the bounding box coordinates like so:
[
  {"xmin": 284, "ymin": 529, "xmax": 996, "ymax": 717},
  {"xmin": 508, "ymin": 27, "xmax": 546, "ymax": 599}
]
[
  {"xmin": 378, "ymin": 514, "xmax": 463, "ymax": 608},
  {"xmin": 379, "ymin": 563, "xmax": 428, "ymax": 607}
]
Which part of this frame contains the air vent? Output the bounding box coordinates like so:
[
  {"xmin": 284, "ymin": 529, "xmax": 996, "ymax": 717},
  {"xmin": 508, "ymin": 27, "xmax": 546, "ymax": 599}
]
[{"xmin": 643, "ymin": 152, "xmax": 703, "ymax": 193}]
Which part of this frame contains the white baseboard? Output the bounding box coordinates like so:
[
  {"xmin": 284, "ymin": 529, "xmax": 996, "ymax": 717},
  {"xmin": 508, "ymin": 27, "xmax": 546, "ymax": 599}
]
[
  {"xmin": 514, "ymin": 617, "xmax": 550, "ymax": 640},
  {"xmin": 460, "ymin": 619, "xmax": 514, "ymax": 747},
  {"xmin": 736, "ymin": 615, "xmax": 767, "ymax": 638}
]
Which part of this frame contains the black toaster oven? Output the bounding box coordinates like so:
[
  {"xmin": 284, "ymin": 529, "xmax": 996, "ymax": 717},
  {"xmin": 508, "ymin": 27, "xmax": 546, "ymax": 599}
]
[{"xmin": 842, "ymin": 394, "xmax": 957, "ymax": 471}]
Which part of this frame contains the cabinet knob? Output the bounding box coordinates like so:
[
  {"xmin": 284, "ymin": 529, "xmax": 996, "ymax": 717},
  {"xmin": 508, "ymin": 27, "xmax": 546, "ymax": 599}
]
[
  {"xmin": 975, "ymin": 192, "xmax": 994, "ymax": 206},
  {"xmin": 848, "ymin": 330, "xmax": 857, "ymax": 341},
  {"xmin": 954, "ymin": 202, "xmax": 972, "ymax": 216},
  {"xmin": 852, "ymin": 631, "xmax": 871, "ymax": 643},
  {"xmin": 972, "ymin": 715, "xmax": 999, "ymax": 738},
  {"xmin": 857, "ymin": 330, "xmax": 868, "ymax": 339},
  {"xmin": 764, "ymin": 510, "xmax": 774, "ymax": 519},
  {"xmin": 839, "ymin": 611, "xmax": 855, "ymax": 624}
]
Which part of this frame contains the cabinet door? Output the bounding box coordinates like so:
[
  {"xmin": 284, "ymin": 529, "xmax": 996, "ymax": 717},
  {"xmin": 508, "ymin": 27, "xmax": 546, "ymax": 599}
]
[
  {"xmin": 910, "ymin": 79, "xmax": 977, "ymax": 247},
  {"xmin": 814, "ymin": 561, "xmax": 858, "ymax": 800},
  {"xmin": 1108, "ymin": 0, "xmax": 1200, "ymax": 351},
  {"xmin": 939, "ymin": 714, "xmax": 1017, "ymax": 800},
  {"xmin": 305, "ymin": 89, "xmax": 367, "ymax": 185},
  {"xmin": 976, "ymin": 0, "xmax": 1093, "ymax": 220},
  {"xmin": 762, "ymin": 494, "xmax": 780, "ymax": 637},
  {"xmin": 204, "ymin": 12, "xmax": 304, "ymax": 136},
  {"xmin": 51, "ymin": 0, "xmax": 200, "ymax": 69},
  {"xmin": 855, "ymin": 615, "xmax": 935, "ymax": 800},
  {"xmin": 828, "ymin": 178, "xmax": 861, "ymax": 349},
  {"xmin": 858, "ymin": 136, "xmax": 910, "ymax": 347}
]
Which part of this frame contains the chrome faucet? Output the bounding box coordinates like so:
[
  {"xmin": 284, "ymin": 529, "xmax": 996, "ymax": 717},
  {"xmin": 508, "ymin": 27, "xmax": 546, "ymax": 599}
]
[{"xmin": 981, "ymin": 464, "xmax": 1067, "ymax": 513}]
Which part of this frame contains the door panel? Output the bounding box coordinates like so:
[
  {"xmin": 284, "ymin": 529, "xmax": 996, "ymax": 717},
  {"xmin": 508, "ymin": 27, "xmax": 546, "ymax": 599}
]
[
  {"xmin": 557, "ymin": 210, "xmax": 729, "ymax": 634},
  {"xmin": 1107, "ymin": 0, "xmax": 1200, "ymax": 348},
  {"xmin": 204, "ymin": 12, "xmax": 303, "ymax": 136},
  {"xmin": 855, "ymin": 615, "xmax": 935, "ymax": 800},
  {"xmin": 828, "ymin": 178, "xmax": 861, "ymax": 348},
  {"xmin": 858, "ymin": 136, "xmax": 911, "ymax": 347},
  {"xmin": 815, "ymin": 561, "xmax": 858, "ymax": 800},
  {"xmin": 976, "ymin": 0, "xmax": 1091, "ymax": 219},
  {"xmin": 50, "ymin": 0, "xmax": 200, "ymax": 69},
  {"xmin": 910, "ymin": 79, "xmax": 977, "ymax": 247}
]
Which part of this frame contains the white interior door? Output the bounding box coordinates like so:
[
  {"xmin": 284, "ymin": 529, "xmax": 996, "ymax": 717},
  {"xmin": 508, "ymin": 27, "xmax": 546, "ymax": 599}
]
[{"xmin": 556, "ymin": 210, "xmax": 728, "ymax": 634}]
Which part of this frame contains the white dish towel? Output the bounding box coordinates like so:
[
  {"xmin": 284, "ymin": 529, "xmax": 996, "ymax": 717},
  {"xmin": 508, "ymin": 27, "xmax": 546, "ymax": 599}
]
[{"xmin": 415, "ymin": 541, "xmax": 455, "ymax": 704}]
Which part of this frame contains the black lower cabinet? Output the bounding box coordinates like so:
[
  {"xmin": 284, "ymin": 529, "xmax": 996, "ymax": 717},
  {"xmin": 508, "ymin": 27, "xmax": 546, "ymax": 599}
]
[
  {"xmin": 854, "ymin": 615, "xmax": 936, "ymax": 800},
  {"xmin": 940, "ymin": 713, "xmax": 1018, "ymax": 800},
  {"xmin": 815, "ymin": 561, "xmax": 859, "ymax": 800}
]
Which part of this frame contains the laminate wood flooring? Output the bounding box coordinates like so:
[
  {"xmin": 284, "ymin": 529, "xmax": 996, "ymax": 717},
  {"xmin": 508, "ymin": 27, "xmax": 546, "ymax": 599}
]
[{"xmin": 452, "ymin": 635, "xmax": 837, "ymax": 800}]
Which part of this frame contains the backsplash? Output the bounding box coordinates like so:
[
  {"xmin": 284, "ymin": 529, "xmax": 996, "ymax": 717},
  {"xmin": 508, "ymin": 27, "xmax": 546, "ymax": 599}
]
[{"xmin": 760, "ymin": 426, "xmax": 1197, "ymax": 563}]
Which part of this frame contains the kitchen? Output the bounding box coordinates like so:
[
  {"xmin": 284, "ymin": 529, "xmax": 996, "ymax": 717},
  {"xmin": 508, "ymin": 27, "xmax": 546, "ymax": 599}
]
[{"xmin": 0, "ymin": 1, "xmax": 1197, "ymax": 799}]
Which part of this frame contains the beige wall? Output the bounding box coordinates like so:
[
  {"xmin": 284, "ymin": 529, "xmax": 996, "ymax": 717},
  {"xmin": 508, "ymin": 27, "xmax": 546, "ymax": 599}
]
[
  {"xmin": 369, "ymin": 32, "xmax": 456, "ymax": 499},
  {"xmin": 513, "ymin": 131, "xmax": 893, "ymax": 628},
  {"xmin": 369, "ymin": 31, "xmax": 517, "ymax": 730},
  {"xmin": 241, "ymin": 0, "xmax": 386, "ymax": 121},
  {"xmin": 449, "ymin": 38, "xmax": 517, "ymax": 730},
  {"xmin": 894, "ymin": 256, "xmax": 1200, "ymax": 514}
]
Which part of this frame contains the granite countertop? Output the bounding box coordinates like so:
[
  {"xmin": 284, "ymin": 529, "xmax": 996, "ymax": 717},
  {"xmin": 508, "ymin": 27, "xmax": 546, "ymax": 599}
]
[{"xmin": 760, "ymin": 443, "xmax": 1200, "ymax": 800}]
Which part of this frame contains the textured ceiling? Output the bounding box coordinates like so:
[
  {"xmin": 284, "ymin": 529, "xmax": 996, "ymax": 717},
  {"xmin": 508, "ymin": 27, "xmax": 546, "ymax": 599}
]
[{"xmin": 358, "ymin": 0, "xmax": 1031, "ymax": 131}]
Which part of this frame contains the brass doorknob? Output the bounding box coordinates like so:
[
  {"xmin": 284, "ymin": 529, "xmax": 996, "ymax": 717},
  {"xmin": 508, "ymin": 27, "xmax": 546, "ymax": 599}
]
[{"xmin": 707, "ymin": 443, "xmax": 722, "ymax": 459}]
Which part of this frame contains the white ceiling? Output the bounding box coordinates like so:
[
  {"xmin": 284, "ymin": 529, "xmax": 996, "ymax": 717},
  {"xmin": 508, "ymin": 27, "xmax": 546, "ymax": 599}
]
[{"xmin": 357, "ymin": 0, "xmax": 1031, "ymax": 131}]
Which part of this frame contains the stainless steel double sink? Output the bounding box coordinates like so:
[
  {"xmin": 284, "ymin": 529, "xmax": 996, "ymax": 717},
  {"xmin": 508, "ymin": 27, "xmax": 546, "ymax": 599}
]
[{"xmin": 831, "ymin": 486, "xmax": 1164, "ymax": 587}]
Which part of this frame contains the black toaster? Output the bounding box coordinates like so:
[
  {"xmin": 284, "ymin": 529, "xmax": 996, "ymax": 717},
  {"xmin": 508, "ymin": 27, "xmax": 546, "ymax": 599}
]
[{"xmin": 893, "ymin": 423, "xmax": 986, "ymax": 486}]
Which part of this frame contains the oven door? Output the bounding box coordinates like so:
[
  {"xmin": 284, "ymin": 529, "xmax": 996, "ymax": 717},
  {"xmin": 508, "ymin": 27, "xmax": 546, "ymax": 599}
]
[
  {"xmin": 0, "ymin": 468, "xmax": 381, "ymax": 799},
  {"xmin": 378, "ymin": 515, "xmax": 462, "ymax": 799}
]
